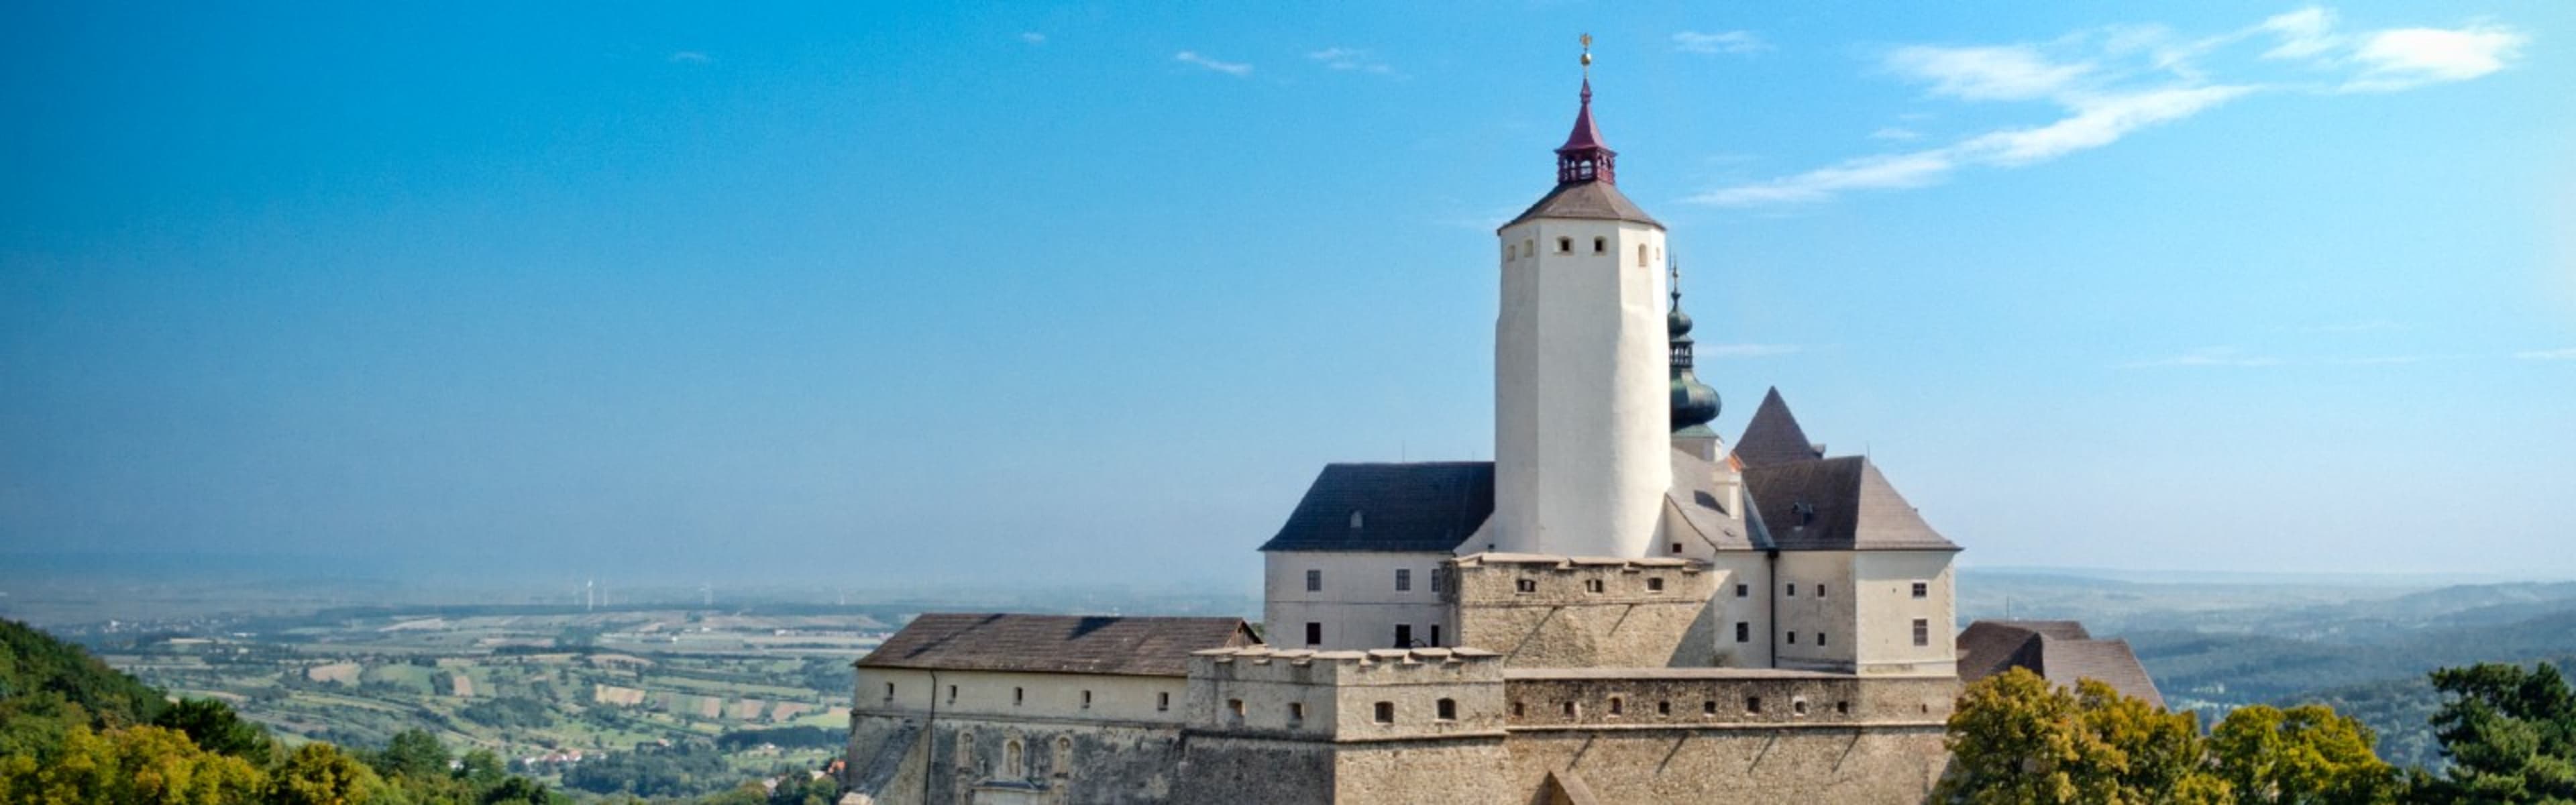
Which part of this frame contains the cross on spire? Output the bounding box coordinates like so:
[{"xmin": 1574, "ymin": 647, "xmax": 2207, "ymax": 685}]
[{"xmin": 1556, "ymin": 34, "xmax": 1616, "ymax": 185}]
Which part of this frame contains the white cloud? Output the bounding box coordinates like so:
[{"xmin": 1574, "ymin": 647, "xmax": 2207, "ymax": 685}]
[
  {"xmin": 1960, "ymin": 85, "xmax": 2256, "ymax": 166},
  {"xmin": 1687, "ymin": 152, "xmax": 1955, "ymax": 207},
  {"xmin": 1697, "ymin": 343, "xmax": 1804, "ymax": 358},
  {"xmin": 1175, "ymin": 51, "xmax": 1251, "ymax": 76},
  {"xmin": 1886, "ymin": 45, "xmax": 2090, "ymax": 101},
  {"xmin": 2259, "ymin": 7, "xmax": 2341, "ymax": 60},
  {"xmin": 1690, "ymin": 7, "xmax": 2526, "ymax": 208},
  {"xmin": 667, "ymin": 51, "xmax": 712, "ymax": 64},
  {"xmin": 1020, "ymin": 32, "xmax": 1046, "ymax": 45},
  {"xmin": 1674, "ymin": 31, "xmax": 1769, "ymax": 56},
  {"xmin": 1307, "ymin": 47, "xmax": 1393, "ymax": 74},
  {"xmin": 2344, "ymin": 25, "xmax": 2527, "ymax": 92},
  {"xmin": 2123, "ymin": 347, "xmax": 2284, "ymax": 368},
  {"xmin": 2515, "ymin": 347, "xmax": 2576, "ymax": 361}
]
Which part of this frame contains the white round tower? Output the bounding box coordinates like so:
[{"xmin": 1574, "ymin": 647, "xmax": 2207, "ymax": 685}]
[{"xmin": 1488, "ymin": 63, "xmax": 1671, "ymax": 559}]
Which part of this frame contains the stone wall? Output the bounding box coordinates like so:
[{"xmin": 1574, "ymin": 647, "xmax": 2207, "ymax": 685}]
[
  {"xmin": 1447, "ymin": 554, "xmax": 1721, "ymax": 668},
  {"xmin": 1505, "ymin": 723, "xmax": 1949, "ymax": 804}
]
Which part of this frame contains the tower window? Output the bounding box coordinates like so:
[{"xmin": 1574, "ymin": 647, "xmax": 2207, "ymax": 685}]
[
  {"xmin": 1305, "ymin": 570, "xmax": 1322, "ymax": 592},
  {"xmin": 1395, "ymin": 568, "xmax": 1411, "ymax": 592},
  {"xmin": 1592, "ymin": 236, "xmax": 1606, "ymax": 254},
  {"xmin": 1913, "ymin": 619, "xmax": 1931, "ymax": 647},
  {"xmin": 1556, "ymin": 237, "xmax": 1572, "ymax": 254},
  {"xmin": 1912, "ymin": 581, "xmax": 1929, "ymax": 598},
  {"xmin": 1374, "ymin": 702, "xmax": 1395, "ymax": 724},
  {"xmin": 1436, "ymin": 698, "xmax": 1458, "ymax": 720},
  {"xmin": 1522, "ymin": 238, "xmax": 1535, "ymax": 257},
  {"xmin": 1637, "ymin": 244, "xmax": 1648, "ymax": 266},
  {"xmin": 1305, "ymin": 622, "xmax": 1322, "ymax": 646}
]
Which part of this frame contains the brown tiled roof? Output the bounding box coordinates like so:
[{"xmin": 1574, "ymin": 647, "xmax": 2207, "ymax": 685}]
[
  {"xmin": 1732, "ymin": 387, "xmax": 1822, "ymax": 468},
  {"xmin": 1501, "ymin": 181, "xmax": 1662, "ymax": 229},
  {"xmin": 857, "ymin": 614, "xmax": 1256, "ymax": 678},
  {"xmin": 1742, "ymin": 455, "xmax": 1958, "ymax": 551},
  {"xmin": 1955, "ymin": 620, "xmax": 2163, "ymax": 709}
]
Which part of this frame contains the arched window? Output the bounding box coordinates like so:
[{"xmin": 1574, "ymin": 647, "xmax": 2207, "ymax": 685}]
[
  {"xmin": 1522, "ymin": 239, "xmax": 1534, "ymax": 257},
  {"xmin": 1004, "ymin": 739, "xmax": 1024, "ymax": 778},
  {"xmin": 1638, "ymin": 244, "xmax": 1648, "ymax": 266}
]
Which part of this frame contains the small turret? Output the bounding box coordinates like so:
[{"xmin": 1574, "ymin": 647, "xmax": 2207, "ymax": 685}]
[{"xmin": 1668, "ymin": 262, "xmax": 1720, "ymax": 434}]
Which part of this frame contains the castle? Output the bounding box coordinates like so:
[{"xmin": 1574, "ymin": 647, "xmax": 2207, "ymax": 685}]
[{"xmin": 843, "ymin": 50, "xmax": 1986, "ymax": 805}]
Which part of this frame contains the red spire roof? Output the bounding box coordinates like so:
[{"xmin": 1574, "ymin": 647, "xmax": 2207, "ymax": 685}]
[{"xmin": 1554, "ymin": 77, "xmax": 1616, "ymax": 184}]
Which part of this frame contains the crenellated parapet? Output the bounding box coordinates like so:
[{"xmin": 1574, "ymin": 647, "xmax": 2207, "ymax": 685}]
[{"xmin": 1185, "ymin": 647, "xmax": 1507, "ymax": 743}]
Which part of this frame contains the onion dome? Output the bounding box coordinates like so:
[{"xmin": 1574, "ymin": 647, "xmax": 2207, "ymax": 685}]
[{"xmin": 1669, "ymin": 263, "xmax": 1721, "ymax": 433}]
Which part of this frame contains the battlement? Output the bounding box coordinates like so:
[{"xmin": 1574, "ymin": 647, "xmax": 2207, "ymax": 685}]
[
  {"xmin": 1499, "ymin": 668, "xmax": 1955, "ymax": 730},
  {"xmin": 1185, "ymin": 646, "xmax": 1508, "ymax": 742},
  {"xmin": 1447, "ymin": 553, "xmax": 1710, "ymax": 605}
]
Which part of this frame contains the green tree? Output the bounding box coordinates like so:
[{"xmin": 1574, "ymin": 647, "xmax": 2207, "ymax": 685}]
[
  {"xmin": 0, "ymin": 724, "xmax": 266, "ymax": 805},
  {"xmin": 371, "ymin": 729, "xmax": 449, "ymax": 781},
  {"xmin": 1937, "ymin": 667, "xmax": 2231, "ymax": 804},
  {"xmin": 269, "ymin": 742, "xmax": 382, "ymax": 805},
  {"xmin": 153, "ymin": 698, "xmax": 274, "ymax": 760},
  {"xmin": 2414, "ymin": 661, "xmax": 2576, "ymax": 803},
  {"xmin": 2210, "ymin": 704, "xmax": 2400, "ymax": 804}
]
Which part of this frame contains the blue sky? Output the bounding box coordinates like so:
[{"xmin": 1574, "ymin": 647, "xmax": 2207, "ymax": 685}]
[{"xmin": 2, "ymin": 2, "xmax": 2571, "ymax": 587}]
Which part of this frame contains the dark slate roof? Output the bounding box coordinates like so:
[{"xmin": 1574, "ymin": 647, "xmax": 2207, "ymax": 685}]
[
  {"xmin": 1741, "ymin": 455, "xmax": 1959, "ymax": 551},
  {"xmin": 1955, "ymin": 620, "xmax": 2164, "ymax": 709},
  {"xmin": 1732, "ymin": 387, "xmax": 1823, "ymax": 468},
  {"xmin": 857, "ymin": 614, "xmax": 1256, "ymax": 678},
  {"xmin": 1500, "ymin": 181, "xmax": 1662, "ymax": 230},
  {"xmin": 1668, "ymin": 447, "xmax": 1762, "ymax": 550},
  {"xmin": 1258, "ymin": 462, "xmax": 1494, "ymax": 553}
]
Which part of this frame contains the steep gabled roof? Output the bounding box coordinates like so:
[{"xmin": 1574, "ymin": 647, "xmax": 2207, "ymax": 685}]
[
  {"xmin": 1667, "ymin": 446, "xmax": 1760, "ymax": 550},
  {"xmin": 1742, "ymin": 455, "xmax": 1958, "ymax": 551},
  {"xmin": 1733, "ymin": 387, "xmax": 1822, "ymax": 468},
  {"xmin": 1501, "ymin": 180, "xmax": 1662, "ymax": 230},
  {"xmin": 857, "ymin": 614, "xmax": 1257, "ymax": 678},
  {"xmin": 1955, "ymin": 620, "xmax": 2163, "ymax": 709},
  {"xmin": 1258, "ymin": 462, "xmax": 1495, "ymax": 553}
]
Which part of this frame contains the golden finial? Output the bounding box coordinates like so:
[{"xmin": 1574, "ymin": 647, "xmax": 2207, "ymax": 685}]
[{"xmin": 1580, "ymin": 33, "xmax": 1593, "ymax": 68}]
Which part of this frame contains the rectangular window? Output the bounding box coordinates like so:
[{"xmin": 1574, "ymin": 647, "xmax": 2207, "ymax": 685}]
[
  {"xmin": 1703, "ymin": 700, "xmax": 1717, "ymax": 716},
  {"xmin": 1584, "ymin": 578, "xmax": 1604, "ymax": 594},
  {"xmin": 1786, "ymin": 583, "xmax": 1797, "ymax": 596},
  {"xmin": 1818, "ymin": 584, "xmax": 1827, "ymax": 598},
  {"xmin": 1305, "ymin": 570, "xmax": 1322, "ymax": 592},
  {"xmin": 1515, "ymin": 578, "xmax": 1537, "ymax": 594},
  {"xmin": 1436, "ymin": 698, "xmax": 1457, "ymax": 720},
  {"xmin": 1734, "ymin": 622, "xmax": 1750, "ymax": 643},
  {"xmin": 1430, "ymin": 625, "xmax": 1442, "ymax": 647},
  {"xmin": 1735, "ymin": 583, "xmax": 1749, "ymax": 598},
  {"xmin": 1395, "ymin": 568, "xmax": 1412, "ymax": 592},
  {"xmin": 1395, "ymin": 625, "xmax": 1413, "ymax": 647},
  {"xmin": 1912, "ymin": 581, "xmax": 1929, "ymax": 598},
  {"xmin": 1374, "ymin": 701, "xmax": 1395, "ymax": 724},
  {"xmin": 1304, "ymin": 622, "xmax": 1322, "ymax": 646},
  {"xmin": 1157, "ymin": 692, "xmax": 1170, "ymax": 712},
  {"xmin": 1670, "ymin": 542, "xmax": 1682, "ymax": 553},
  {"xmin": 1646, "ymin": 577, "xmax": 1665, "ymax": 592},
  {"xmin": 1228, "ymin": 699, "xmax": 1245, "ymax": 722},
  {"xmin": 1747, "ymin": 696, "xmax": 1763, "ymax": 714},
  {"xmin": 1817, "ymin": 632, "xmax": 1827, "ymax": 646},
  {"xmin": 1787, "ymin": 632, "xmax": 1797, "ymax": 645},
  {"xmin": 1913, "ymin": 619, "xmax": 1930, "ymax": 647},
  {"xmin": 1289, "ymin": 702, "xmax": 1305, "ymax": 722},
  {"xmin": 1081, "ymin": 690, "xmax": 1093, "ymax": 709},
  {"xmin": 883, "ymin": 682, "xmax": 894, "ymax": 702},
  {"xmin": 947, "ymin": 685, "xmax": 957, "ymax": 704},
  {"xmin": 1014, "ymin": 687, "xmax": 1024, "ymax": 706}
]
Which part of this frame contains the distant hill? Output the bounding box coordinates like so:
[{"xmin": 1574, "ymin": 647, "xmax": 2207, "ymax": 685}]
[{"xmin": 0, "ymin": 616, "xmax": 166, "ymax": 724}]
